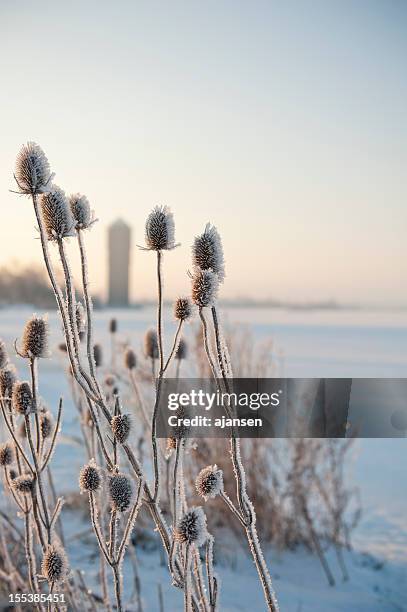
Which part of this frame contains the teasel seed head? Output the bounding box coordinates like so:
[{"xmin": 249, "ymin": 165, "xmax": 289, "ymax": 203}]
[
  {"xmin": 191, "ymin": 269, "xmax": 219, "ymax": 308},
  {"xmin": 12, "ymin": 381, "xmax": 33, "ymax": 415},
  {"xmin": 79, "ymin": 459, "xmax": 102, "ymax": 493},
  {"xmin": 13, "ymin": 474, "xmax": 34, "ymax": 495},
  {"xmin": 0, "ymin": 339, "xmax": 8, "ymax": 369},
  {"xmin": 175, "ymin": 338, "xmax": 188, "ymax": 361},
  {"xmin": 196, "ymin": 465, "xmax": 224, "ymax": 500},
  {"xmin": 93, "ymin": 344, "xmax": 103, "ymax": 367},
  {"xmin": 175, "ymin": 507, "xmax": 208, "ymax": 547},
  {"xmin": 108, "ymin": 473, "xmax": 133, "ymax": 512},
  {"xmin": 192, "ymin": 223, "xmax": 225, "ymax": 282},
  {"xmin": 111, "ymin": 414, "xmax": 131, "ymax": 444},
  {"xmin": 144, "ymin": 205, "xmax": 177, "ymax": 251},
  {"xmin": 0, "ymin": 365, "xmax": 17, "ymax": 398},
  {"xmin": 14, "ymin": 142, "xmax": 53, "ymax": 195},
  {"xmin": 124, "ymin": 347, "xmax": 137, "ymax": 370},
  {"xmin": 40, "ymin": 411, "xmax": 53, "ymax": 439},
  {"xmin": 41, "ymin": 543, "xmax": 69, "ymax": 584},
  {"xmin": 69, "ymin": 193, "xmax": 95, "ymax": 230},
  {"xmin": 0, "ymin": 442, "xmax": 15, "ymax": 467},
  {"xmin": 144, "ymin": 328, "xmax": 159, "ymax": 360},
  {"xmin": 174, "ymin": 297, "xmax": 193, "ymax": 322},
  {"xmin": 39, "ymin": 186, "xmax": 76, "ymax": 241},
  {"xmin": 21, "ymin": 315, "xmax": 50, "ymax": 358}
]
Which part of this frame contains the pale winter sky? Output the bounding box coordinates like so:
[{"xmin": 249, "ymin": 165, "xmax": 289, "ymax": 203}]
[{"xmin": 0, "ymin": 1, "xmax": 406, "ymax": 305}]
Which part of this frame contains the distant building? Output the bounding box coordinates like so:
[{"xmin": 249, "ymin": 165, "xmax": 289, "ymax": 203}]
[{"xmin": 108, "ymin": 219, "xmax": 131, "ymax": 306}]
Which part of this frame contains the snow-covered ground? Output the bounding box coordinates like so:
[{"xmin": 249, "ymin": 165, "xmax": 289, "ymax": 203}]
[{"xmin": 0, "ymin": 305, "xmax": 406, "ymax": 610}]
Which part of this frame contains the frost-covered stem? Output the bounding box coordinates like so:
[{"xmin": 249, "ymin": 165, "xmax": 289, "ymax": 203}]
[
  {"xmin": 29, "ymin": 358, "xmax": 41, "ymax": 455},
  {"xmin": 24, "ymin": 512, "xmax": 40, "ymax": 596},
  {"xmin": 112, "ymin": 563, "xmax": 123, "ymax": 612},
  {"xmin": 198, "ymin": 308, "xmax": 218, "ymax": 380},
  {"xmin": 205, "ymin": 536, "xmax": 217, "ymax": 612},
  {"xmin": 151, "ymin": 375, "xmax": 163, "ymax": 501},
  {"xmin": 246, "ymin": 524, "xmax": 279, "ymax": 610},
  {"xmin": 4, "ymin": 468, "xmax": 26, "ymax": 512},
  {"xmin": 172, "ymin": 438, "xmax": 184, "ymax": 528},
  {"xmin": 41, "ymin": 398, "xmax": 63, "ymax": 472},
  {"xmin": 156, "ymin": 251, "xmax": 165, "ymax": 373},
  {"xmin": 47, "ymin": 466, "xmax": 65, "ymax": 546},
  {"xmin": 184, "ymin": 544, "xmax": 193, "ymax": 612},
  {"xmin": 163, "ymin": 320, "xmax": 183, "ymax": 373},
  {"xmin": 0, "ymin": 402, "xmax": 33, "ymax": 474},
  {"xmin": 193, "ymin": 548, "xmax": 210, "ymax": 612},
  {"xmin": 220, "ymin": 491, "xmax": 246, "ymax": 527},
  {"xmin": 211, "ymin": 307, "xmax": 227, "ymax": 379},
  {"xmin": 117, "ymin": 479, "xmax": 143, "ymax": 563},
  {"xmin": 100, "ymin": 553, "xmax": 111, "ymax": 612},
  {"xmin": 86, "ymin": 398, "xmax": 113, "ymax": 470},
  {"xmin": 109, "ymin": 510, "xmax": 118, "ymax": 561},
  {"xmin": 88, "ymin": 492, "xmax": 110, "ymax": 565}
]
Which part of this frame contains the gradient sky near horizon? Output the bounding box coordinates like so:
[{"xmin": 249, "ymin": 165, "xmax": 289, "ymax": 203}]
[{"xmin": 0, "ymin": 1, "xmax": 406, "ymax": 305}]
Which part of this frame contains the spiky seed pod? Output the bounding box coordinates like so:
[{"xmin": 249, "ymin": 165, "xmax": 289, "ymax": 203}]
[
  {"xmin": 124, "ymin": 347, "xmax": 137, "ymax": 370},
  {"xmin": 192, "ymin": 223, "xmax": 225, "ymax": 282},
  {"xmin": 41, "ymin": 543, "xmax": 69, "ymax": 584},
  {"xmin": 108, "ymin": 473, "xmax": 133, "ymax": 512},
  {"xmin": 40, "ymin": 186, "xmax": 75, "ymax": 241},
  {"xmin": 12, "ymin": 382, "xmax": 33, "ymax": 415},
  {"xmin": 13, "ymin": 474, "xmax": 34, "ymax": 495},
  {"xmin": 21, "ymin": 315, "xmax": 49, "ymax": 358},
  {"xmin": 0, "ymin": 340, "xmax": 8, "ymax": 369},
  {"xmin": 0, "ymin": 365, "xmax": 17, "ymax": 398},
  {"xmin": 109, "ymin": 318, "xmax": 117, "ymax": 333},
  {"xmin": 144, "ymin": 328, "xmax": 159, "ymax": 360},
  {"xmin": 144, "ymin": 205, "xmax": 177, "ymax": 251},
  {"xmin": 111, "ymin": 414, "xmax": 131, "ymax": 444},
  {"xmin": 93, "ymin": 344, "xmax": 103, "ymax": 367},
  {"xmin": 15, "ymin": 142, "xmax": 53, "ymax": 195},
  {"xmin": 0, "ymin": 442, "xmax": 15, "ymax": 466},
  {"xmin": 175, "ymin": 338, "xmax": 188, "ymax": 361},
  {"xmin": 75, "ymin": 302, "xmax": 86, "ymax": 336},
  {"xmin": 40, "ymin": 411, "xmax": 53, "ymax": 439},
  {"xmin": 195, "ymin": 465, "xmax": 224, "ymax": 500},
  {"xmin": 174, "ymin": 297, "xmax": 193, "ymax": 322},
  {"xmin": 69, "ymin": 193, "xmax": 94, "ymax": 230},
  {"xmin": 175, "ymin": 507, "xmax": 208, "ymax": 547},
  {"xmin": 191, "ymin": 269, "xmax": 219, "ymax": 308},
  {"xmin": 79, "ymin": 460, "xmax": 102, "ymax": 493}
]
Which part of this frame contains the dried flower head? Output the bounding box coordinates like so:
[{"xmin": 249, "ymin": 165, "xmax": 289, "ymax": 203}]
[
  {"xmin": 13, "ymin": 474, "xmax": 34, "ymax": 495},
  {"xmin": 109, "ymin": 318, "xmax": 117, "ymax": 333},
  {"xmin": 144, "ymin": 328, "xmax": 159, "ymax": 360},
  {"xmin": 111, "ymin": 414, "xmax": 131, "ymax": 443},
  {"xmin": 191, "ymin": 269, "xmax": 219, "ymax": 307},
  {"xmin": 0, "ymin": 365, "xmax": 17, "ymax": 398},
  {"xmin": 175, "ymin": 507, "xmax": 208, "ymax": 547},
  {"xmin": 144, "ymin": 205, "xmax": 177, "ymax": 251},
  {"xmin": 195, "ymin": 465, "xmax": 224, "ymax": 500},
  {"xmin": 21, "ymin": 315, "xmax": 50, "ymax": 358},
  {"xmin": 0, "ymin": 442, "xmax": 15, "ymax": 466},
  {"xmin": 192, "ymin": 223, "xmax": 225, "ymax": 282},
  {"xmin": 93, "ymin": 344, "xmax": 103, "ymax": 367},
  {"xmin": 124, "ymin": 347, "xmax": 137, "ymax": 370},
  {"xmin": 40, "ymin": 411, "xmax": 53, "ymax": 439},
  {"xmin": 41, "ymin": 543, "xmax": 69, "ymax": 584},
  {"xmin": 108, "ymin": 473, "xmax": 133, "ymax": 512},
  {"xmin": 69, "ymin": 193, "xmax": 95, "ymax": 230},
  {"xmin": 12, "ymin": 381, "xmax": 33, "ymax": 415},
  {"xmin": 174, "ymin": 297, "xmax": 193, "ymax": 322},
  {"xmin": 79, "ymin": 460, "xmax": 102, "ymax": 493},
  {"xmin": 0, "ymin": 340, "xmax": 8, "ymax": 369},
  {"xmin": 14, "ymin": 142, "xmax": 53, "ymax": 195},
  {"xmin": 175, "ymin": 338, "xmax": 188, "ymax": 361},
  {"xmin": 75, "ymin": 302, "xmax": 86, "ymax": 337},
  {"xmin": 40, "ymin": 186, "xmax": 75, "ymax": 241}
]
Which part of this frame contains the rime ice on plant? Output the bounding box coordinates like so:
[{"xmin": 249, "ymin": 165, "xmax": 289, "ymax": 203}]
[
  {"xmin": 192, "ymin": 223, "xmax": 225, "ymax": 282},
  {"xmin": 76, "ymin": 302, "xmax": 86, "ymax": 337},
  {"xmin": 0, "ymin": 339, "xmax": 8, "ymax": 369},
  {"xmin": 12, "ymin": 381, "xmax": 33, "ymax": 415},
  {"xmin": 79, "ymin": 460, "xmax": 102, "ymax": 493},
  {"xmin": 175, "ymin": 507, "xmax": 208, "ymax": 547},
  {"xmin": 144, "ymin": 328, "xmax": 159, "ymax": 359},
  {"xmin": 93, "ymin": 344, "xmax": 103, "ymax": 367},
  {"xmin": 111, "ymin": 414, "xmax": 131, "ymax": 444},
  {"xmin": 191, "ymin": 269, "xmax": 219, "ymax": 307},
  {"xmin": 14, "ymin": 142, "xmax": 53, "ymax": 195},
  {"xmin": 174, "ymin": 297, "xmax": 193, "ymax": 322},
  {"xmin": 69, "ymin": 193, "xmax": 95, "ymax": 230},
  {"xmin": 13, "ymin": 474, "xmax": 34, "ymax": 495},
  {"xmin": 0, "ymin": 442, "xmax": 15, "ymax": 466},
  {"xmin": 175, "ymin": 338, "xmax": 188, "ymax": 360},
  {"xmin": 0, "ymin": 364, "xmax": 17, "ymax": 398},
  {"xmin": 124, "ymin": 347, "xmax": 137, "ymax": 370},
  {"xmin": 40, "ymin": 411, "xmax": 53, "ymax": 439},
  {"xmin": 108, "ymin": 473, "xmax": 133, "ymax": 512},
  {"xmin": 196, "ymin": 465, "xmax": 224, "ymax": 500},
  {"xmin": 41, "ymin": 543, "xmax": 69, "ymax": 584},
  {"xmin": 21, "ymin": 315, "xmax": 50, "ymax": 358},
  {"xmin": 39, "ymin": 186, "xmax": 76, "ymax": 241},
  {"xmin": 144, "ymin": 205, "xmax": 177, "ymax": 251}
]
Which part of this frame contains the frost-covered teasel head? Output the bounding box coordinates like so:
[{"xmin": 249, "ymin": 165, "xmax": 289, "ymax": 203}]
[
  {"xmin": 79, "ymin": 459, "xmax": 102, "ymax": 493},
  {"xmin": 124, "ymin": 347, "xmax": 137, "ymax": 370},
  {"xmin": 175, "ymin": 338, "xmax": 188, "ymax": 361},
  {"xmin": 93, "ymin": 344, "xmax": 103, "ymax": 367},
  {"xmin": 14, "ymin": 142, "xmax": 53, "ymax": 195},
  {"xmin": 40, "ymin": 411, "xmax": 53, "ymax": 439},
  {"xmin": 69, "ymin": 193, "xmax": 96, "ymax": 230},
  {"xmin": 13, "ymin": 473, "xmax": 34, "ymax": 495},
  {"xmin": 192, "ymin": 223, "xmax": 225, "ymax": 282},
  {"xmin": 111, "ymin": 414, "xmax": 131, "ymax": 444},
  {"xmin": 144, "ymin": 328, "xmax": 159, "ymax": 360},
  {"xmin": 174, "ymin": 297, "xmax": 193, "ymax": 322},
  {"xmin": 144, "ymin": 205, "xmax": 177, "ymax": 251},
  {"xmin": 108, "ymin": 473, "xmax": 133, "ymax": 512},
  {"xmin": 191, "ymin": 269, "xmax": 219, "ymax": 308},
  {"xmin": 21, "ymin": 315, "xmax": 50, "ymax": 359},
  {"xmin": 41, "ymin": 543, "xmax": 69, "ymax": 584},
  {"xmin": 175, "ymin": 507, "xmax": 208, "ymax": 547},
  {"xmin": 196, "ymin": 465, "xmax": 224, "ymax": 500},
  {"xmin": 0, "ymin": 365, "xmax": 17, "ymax": 398},
  {"xmin": 12, "ymin": 381, "xmax": 33, "ymax": 415},
  {"xmin": 0, "ymin": 442, "xmax": 15, "ymax": 466},
  {"xmin": 0, "ymin": 339, "xmax": 8, "ymax": 369},
  {"xmin": 40, "ymin": 186, "xmax": 76, "ymax": 241}
]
